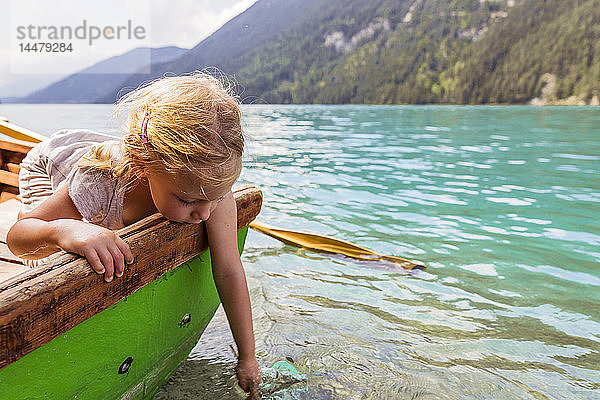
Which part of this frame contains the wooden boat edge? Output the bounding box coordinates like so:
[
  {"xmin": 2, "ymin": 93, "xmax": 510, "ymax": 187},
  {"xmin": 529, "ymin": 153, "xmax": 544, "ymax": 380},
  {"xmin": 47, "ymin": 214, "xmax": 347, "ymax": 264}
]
[{"xmin": 0, "ymin": 184, "xmax": 263, "ymax": 370}]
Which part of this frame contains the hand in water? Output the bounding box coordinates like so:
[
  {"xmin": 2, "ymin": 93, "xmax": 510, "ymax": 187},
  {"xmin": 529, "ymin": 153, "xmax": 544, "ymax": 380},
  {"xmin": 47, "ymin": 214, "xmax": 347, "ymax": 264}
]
[{"xmin": 236, "ymin": 357, "xmax": 261, "ymax": 394}]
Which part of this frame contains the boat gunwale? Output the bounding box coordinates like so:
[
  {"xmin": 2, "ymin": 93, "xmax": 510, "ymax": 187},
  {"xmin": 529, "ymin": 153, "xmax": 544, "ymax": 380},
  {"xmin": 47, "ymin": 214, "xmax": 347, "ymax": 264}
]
[{"xmin": 0, "ymin": 184, "xmax": 262, "ymax": 370}]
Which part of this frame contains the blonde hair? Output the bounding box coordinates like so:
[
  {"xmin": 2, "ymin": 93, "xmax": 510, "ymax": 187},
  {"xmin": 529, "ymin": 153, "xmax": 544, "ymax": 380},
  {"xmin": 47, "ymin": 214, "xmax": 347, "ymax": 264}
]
[{"xmin": 79, "ymin": 70, "xmax": 245, "ymax": 189}]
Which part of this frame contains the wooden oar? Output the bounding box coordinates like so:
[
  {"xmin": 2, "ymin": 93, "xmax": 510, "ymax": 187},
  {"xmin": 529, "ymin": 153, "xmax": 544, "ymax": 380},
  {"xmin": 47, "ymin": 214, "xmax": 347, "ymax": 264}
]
[
  {"xmin": 0, "ymin": 117, "xmax": 425, "ymax": 270},
  {"xmin": 249, "ymin": 221, "xmax": 425, "ymax": 270},
  {"xmin": 0, "ymin": 117, "xmax": 45, "ymax": 143}
]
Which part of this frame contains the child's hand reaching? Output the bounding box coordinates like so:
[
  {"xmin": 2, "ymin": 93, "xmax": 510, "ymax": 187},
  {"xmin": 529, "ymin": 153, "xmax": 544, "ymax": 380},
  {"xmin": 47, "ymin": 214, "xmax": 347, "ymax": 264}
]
[
  {"xmin": 53, "ymin": 219, "xmax": 134, "ymax": 282},
  {"xmin": 236, "ymin": 356, "xmax": 261, "ymax": 395}
]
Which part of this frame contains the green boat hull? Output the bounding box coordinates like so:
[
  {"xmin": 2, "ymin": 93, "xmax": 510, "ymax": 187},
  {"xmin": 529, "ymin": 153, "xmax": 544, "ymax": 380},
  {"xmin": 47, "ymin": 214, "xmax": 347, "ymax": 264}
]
[{"xmin": 0, "ymin": 227, "xmax": 248, "ymax": 399}]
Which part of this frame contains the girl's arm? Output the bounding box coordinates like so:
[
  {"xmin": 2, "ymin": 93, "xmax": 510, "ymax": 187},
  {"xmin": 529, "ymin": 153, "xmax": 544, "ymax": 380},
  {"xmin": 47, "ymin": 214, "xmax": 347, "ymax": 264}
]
[
  {"xmin": 205, "ymin": 191, "xmax": 261, "ymax": 392},
  {"xmin": 7, "ymin": 183, "xmax": 133, "ymax": 281}
]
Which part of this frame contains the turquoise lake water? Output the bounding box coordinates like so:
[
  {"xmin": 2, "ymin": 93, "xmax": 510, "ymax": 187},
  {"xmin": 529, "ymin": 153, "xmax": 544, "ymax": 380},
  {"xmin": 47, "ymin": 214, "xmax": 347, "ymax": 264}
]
[{"xmin": 1, "ymin": 104, "xmax": 598, "ymax": 399}]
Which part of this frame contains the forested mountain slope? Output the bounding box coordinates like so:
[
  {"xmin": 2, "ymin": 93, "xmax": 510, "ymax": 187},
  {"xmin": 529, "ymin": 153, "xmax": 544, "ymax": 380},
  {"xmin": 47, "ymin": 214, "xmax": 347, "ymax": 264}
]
[{"xmin": 21, "ymin": 0, "xmax": 600, "ymax": 105}]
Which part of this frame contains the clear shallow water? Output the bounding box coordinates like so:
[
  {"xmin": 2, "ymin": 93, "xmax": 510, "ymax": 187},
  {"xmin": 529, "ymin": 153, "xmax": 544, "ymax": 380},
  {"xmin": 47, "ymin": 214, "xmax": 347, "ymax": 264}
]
[{"xmin": 1, "ymin": 104, "xmax": 598, "ymax": 399}]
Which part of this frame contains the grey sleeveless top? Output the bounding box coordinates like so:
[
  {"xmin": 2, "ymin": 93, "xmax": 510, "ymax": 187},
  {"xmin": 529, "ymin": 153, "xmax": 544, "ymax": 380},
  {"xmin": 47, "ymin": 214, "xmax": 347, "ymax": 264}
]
[{"xmin": 19, "ymin": 129, "xmax": 127, "ymax": 230}]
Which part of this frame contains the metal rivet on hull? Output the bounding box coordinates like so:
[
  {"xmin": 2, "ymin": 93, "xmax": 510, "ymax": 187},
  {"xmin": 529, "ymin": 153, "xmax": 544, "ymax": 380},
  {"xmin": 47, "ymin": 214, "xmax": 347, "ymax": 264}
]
[
  {"xmin": 179, "ymin": 313, "xmax": 191, "ymax": 328},
  {"xmin": 118, "ymin": 357, "xmax": 134, "ymax": 374}
]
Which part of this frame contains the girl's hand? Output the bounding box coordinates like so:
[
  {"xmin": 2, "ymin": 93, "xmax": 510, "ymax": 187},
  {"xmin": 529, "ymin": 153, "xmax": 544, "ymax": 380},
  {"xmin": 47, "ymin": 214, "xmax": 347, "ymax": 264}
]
[
  {"xmin": 53, "ymin": 219, "xmax": 134, "ymax": 282},
  {"xmin": 235, "ymin": 356, "xmax": 261, "ymax": 394}
]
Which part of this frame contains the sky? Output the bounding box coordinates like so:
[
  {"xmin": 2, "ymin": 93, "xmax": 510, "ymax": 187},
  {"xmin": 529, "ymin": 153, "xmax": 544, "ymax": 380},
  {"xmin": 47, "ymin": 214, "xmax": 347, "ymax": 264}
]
[{"xmin": 0, "ymin": 0, "xmax": 258, "ymax": 97}]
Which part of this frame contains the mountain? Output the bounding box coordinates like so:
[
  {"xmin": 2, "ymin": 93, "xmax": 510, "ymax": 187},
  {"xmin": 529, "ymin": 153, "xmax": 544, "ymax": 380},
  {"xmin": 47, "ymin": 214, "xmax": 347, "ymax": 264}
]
[
  {"xmin": 0, "ymin": 74, "xmax": 69, "ymax": 99},
  {"xmin": 449, "ymin": 0, "xmax": 600, "ymax": 105},
  {"xmin": 225, "ymin": 0, "xmax": 600, "ymax": 104},
  {"xmin": 15, "ymin": 0, "xmax": 600, "ymax": 105},
  {"xmin": 97, "ymin": 0, "xmax": 330, "ymax": 103},
  {"xmin": 102, "ymin": 0, "xmax": 599, "ymax": 105},
  {"xmin": 16, "ymin": 46, "xmax": 188, "ymax": 104}
]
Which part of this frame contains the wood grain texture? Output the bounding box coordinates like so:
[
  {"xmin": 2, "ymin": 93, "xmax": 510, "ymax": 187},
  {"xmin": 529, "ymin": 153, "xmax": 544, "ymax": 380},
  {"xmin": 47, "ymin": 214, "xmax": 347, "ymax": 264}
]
[
  {"xmin": 0, "ymin": 170, "xmax": 18, "ymax": 188},
  {"xmin": 0, "ymin": 139, "xmax": 34, "ymax": 155},
  {"xmin": 0, "ymin": 243, "xmax": 21, "ymax": 265},
  {"xmin": 0, "ymin": 150, "xmax": 27, "ymax": 166},
  {"xmin": 0, "ymin": 261, "xmax": 27, "ymax": 283},
  {"xmin": 0, "ymin": 143, "xmax": 29, "ymax": 199},
  {"xmin": 5, "ymin": 163, "xmax": 20, "ymax": 174},
  {"xmin": 0, "ymin": 184, "xmax": 262, "ymax": 369},
  {"xmin": 0, "ymin": 191, "xmax": 18, "ymax": 203}
]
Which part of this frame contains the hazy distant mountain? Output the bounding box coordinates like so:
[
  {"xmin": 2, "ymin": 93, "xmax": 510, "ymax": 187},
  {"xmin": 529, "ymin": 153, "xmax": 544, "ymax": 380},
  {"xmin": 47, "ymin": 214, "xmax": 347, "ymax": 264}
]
[
  {"xmin": 15, "ymin": 46, "xmax": 187, "ymax": 104},
  {"xmin": 0, "ymin": 74, "xmax": 69, "ymax": 99}
]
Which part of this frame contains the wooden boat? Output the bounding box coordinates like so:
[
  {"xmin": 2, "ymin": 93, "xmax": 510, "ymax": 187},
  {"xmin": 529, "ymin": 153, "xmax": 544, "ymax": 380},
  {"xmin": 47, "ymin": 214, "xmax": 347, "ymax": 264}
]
[{"xmin": 0, "ymin": 122, "xmax": 263, "ymax": 399}]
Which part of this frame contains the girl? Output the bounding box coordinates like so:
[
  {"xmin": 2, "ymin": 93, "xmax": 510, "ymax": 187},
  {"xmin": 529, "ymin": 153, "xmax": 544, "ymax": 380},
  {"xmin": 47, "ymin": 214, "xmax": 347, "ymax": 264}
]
[{"xmin": 6, "ymin": 71, "xmax": 261, "ymax": 393}]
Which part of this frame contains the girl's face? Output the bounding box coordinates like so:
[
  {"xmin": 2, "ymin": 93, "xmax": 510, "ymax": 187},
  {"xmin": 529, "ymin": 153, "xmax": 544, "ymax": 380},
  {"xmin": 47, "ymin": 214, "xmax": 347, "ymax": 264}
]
[{"xmin": 146, "ymin": 160, "xmax": 241, "ymax": 223}]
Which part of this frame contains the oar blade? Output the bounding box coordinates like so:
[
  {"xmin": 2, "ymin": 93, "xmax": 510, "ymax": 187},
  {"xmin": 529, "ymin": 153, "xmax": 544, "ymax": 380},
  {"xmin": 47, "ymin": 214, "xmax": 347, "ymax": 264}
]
[{"xmin": 249, "ymin": 221, "xmax": 425, "ymax": 270}]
